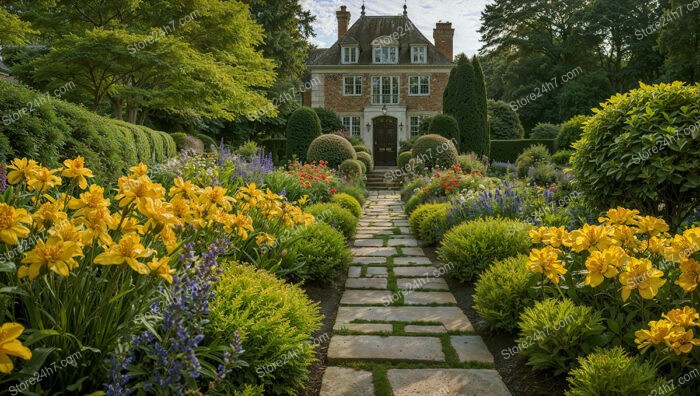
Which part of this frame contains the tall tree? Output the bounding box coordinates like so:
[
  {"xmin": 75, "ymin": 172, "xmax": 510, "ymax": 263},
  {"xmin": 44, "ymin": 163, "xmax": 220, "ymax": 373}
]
[
  {"xmin": 471, "ymin": 56, "xmax": 489, "ymax": 156},
  {"xmin": 444, "ymin": 55, "xmax": 488, "ymax": 155},
  {"xmin": 658, "ymin": 0, "xmax": 700, "ymax": 82},
  {"xmin": 0, "ymin": 7, "xmax": 36, "ymax": 44}
]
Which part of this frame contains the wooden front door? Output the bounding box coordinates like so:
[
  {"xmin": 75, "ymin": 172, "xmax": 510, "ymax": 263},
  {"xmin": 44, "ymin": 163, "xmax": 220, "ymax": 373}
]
[{"xmin": 373, "ymin": 116, "xmax": 397, "ymax": 166}]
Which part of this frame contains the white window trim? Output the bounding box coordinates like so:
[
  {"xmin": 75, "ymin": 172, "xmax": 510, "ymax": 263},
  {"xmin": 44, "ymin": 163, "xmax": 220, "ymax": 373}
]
[
  {"xmin": 343, "ymin": 76, "xmax": 362, "ymax": 96},
  {"xmin": 372, "ymin": 46, "xmax": 398, "ymax": 64},
  {"xmin": 341, "ymin": 115, "xmax": 362, "ymax": 136},
  {"xmin": 371, "ymin": 76, "xmax": 400, "ymax": 105},
  {"xmin": 409, "ymin": 114, "xmax": 431, "ymax": 137},
  {"xmin": 411, "ymin": 45, "xmax": 427, "ymax": 64},
  {"xmin": 341, "ymin": 46, "xmax": 358, "ymax": 64},
  {"xmin": 408, "ymin": 76, "xmax": 430, "ymax": 96}
]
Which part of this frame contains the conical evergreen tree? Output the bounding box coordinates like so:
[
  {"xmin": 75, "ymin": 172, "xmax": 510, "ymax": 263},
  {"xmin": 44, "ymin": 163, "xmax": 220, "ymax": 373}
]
[
  {"xmin": 443, "ymin": 55, "xmax": 475, "ymax": 152},
  {"xmin": 471, "ymin": 55, "xmax": 490, "ymax": 156}
]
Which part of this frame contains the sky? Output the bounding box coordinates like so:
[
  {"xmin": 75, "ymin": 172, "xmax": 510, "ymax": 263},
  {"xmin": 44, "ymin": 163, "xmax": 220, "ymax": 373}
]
[{"xmin": 301, "ymin": 0, "xmax": 490, "ymax": 57}]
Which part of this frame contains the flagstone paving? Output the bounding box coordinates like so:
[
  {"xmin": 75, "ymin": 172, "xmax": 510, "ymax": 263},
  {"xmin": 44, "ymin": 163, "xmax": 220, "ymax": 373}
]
[{"xmin": 321, "ymin": 191, "xmax": 510, "ymax": 396}]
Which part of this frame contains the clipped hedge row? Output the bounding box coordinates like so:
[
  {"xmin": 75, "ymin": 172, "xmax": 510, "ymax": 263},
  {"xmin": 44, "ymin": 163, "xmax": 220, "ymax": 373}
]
[
  {"xmin": 0, "ymin": 80, "xmax": 175, "ymax": 181},
  {"xmin": 489, "ymin": 139, "xmax": 557, "ymax": 163}
]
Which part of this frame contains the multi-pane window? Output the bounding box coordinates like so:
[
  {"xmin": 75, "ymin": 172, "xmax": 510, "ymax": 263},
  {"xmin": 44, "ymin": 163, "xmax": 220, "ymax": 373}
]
[
  {"xmin": 342, "ymin": 116, "xmax": 361, "ymax": 136},
  {"xmin": 373, "ymin": 47, "xmax": 398, "ymax": 64},
  {"xmin": 342, "ymin": 47, "xmax": 358, "ymax": 64},
  {"xmin": 411, "ymin": 46, "xmax": 426, "ymax": 63},
  {"xmin": 410, "ymin": 116, "xmax": 425, "ymax": 137},
  {"xmin": 371, "ymin": 76, "xmax": 399, "ymax": 104},
  {"xmin": 409, "ymin": 76, "xmax": 430, "ymax": 96},
  {"xmin": 343, "ymin": 76, "xmax": 362, "ymax": 96}
]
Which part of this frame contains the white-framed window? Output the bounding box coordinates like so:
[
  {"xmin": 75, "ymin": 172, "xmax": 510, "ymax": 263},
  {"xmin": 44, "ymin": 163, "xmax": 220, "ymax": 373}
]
[
  {"xmin": 373, "ymin": 46, "xmax": 398, "ymax": 64},
  {"xmin": 343, "ymin": 76, "xmax": 362, "ymax": 96},
  {"xmin": 411, "ymin": 46, "xmax": 427, "ymax": 63},
  {"xmin": 409, "ymin": 115, "xmax": 427, "ymax": 137},
  {"xmin": 371, "ymin": 76, "xmax": 399, "ymax": 104},
  {"xmin": 342, "ymin": 46, "xmax": 358, "ymax": 64},
  {"xmin": 342, "ymin": 116, "xmax": 361, "ymax": 136},
  {"xmin": 409, "ymin": 76, "xmax": 430, "ymax": 96}
]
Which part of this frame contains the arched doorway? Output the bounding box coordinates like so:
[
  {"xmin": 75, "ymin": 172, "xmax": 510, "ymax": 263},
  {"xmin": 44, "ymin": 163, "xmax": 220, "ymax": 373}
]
[{"xmin": 373, "ymin": 116, "xmax": 397, "ymax": 166}]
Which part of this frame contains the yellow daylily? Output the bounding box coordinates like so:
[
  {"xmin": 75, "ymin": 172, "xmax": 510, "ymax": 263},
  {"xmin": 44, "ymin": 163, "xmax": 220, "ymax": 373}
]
[
  {"xmin": 18, "ymin": 236, "xmax": 83, "ymax": 279},
  {"xmin": 584, "ymin": 246, "xmax": 627, "ymax": 287},
  {"xmin": 6, "ymin": 158, "xmax": 38, "ymax": 185},
  {"xmin": 26, "ymin": 166, "xmax": 62, "ymax": 193},
  {"xmin": 0, "ymin": 203, "xmax": 33, "ymax": 245},
  {"xmin": 633, "ymin": 215, "xmax": 669, "ymax": 237},
  {"xmin": 665, "ymin": 328, "xmax": 700, "ymax": 355},
  {"xmin": 619, "ymin": 257, "xmax": 666, "ymax": 301},
  {"xmin": 676, "ymin": 258, "xmax": 700, "ymax": 292},
  {"xmin": 663, "ymin": 307, "xmax": 700, "ymax": 328},
  {"xmin": 94, "ymin": 232, "xmax": 153, "ymax": 275},
  {"xmin": 68, "ymin": 184, "xmax": 111, "ymax": 217},
  {"xmin": 635, "ymin": 319, "xmax": 674, "ymax": 349},
  {"xmin": 598, "ymin": 207, "xmax": 640, "ymax": 226},
  {"xmin": 146, "ymin": 256, "xmax": 176, "ymax": 283},
  {"xmin": 564, "ymin": 224, "xmax": 615, "ymax": 252},
  {"xmin": 526, "ymin": 246, "xmax": 567, "ymax": 284},
  {"xmin": 0, "ymin": 322, "xmax": 32, "ymax": 373},
  {"xmin": 62, "ymin": 156, "xmax": 94, "ymax": 189}
]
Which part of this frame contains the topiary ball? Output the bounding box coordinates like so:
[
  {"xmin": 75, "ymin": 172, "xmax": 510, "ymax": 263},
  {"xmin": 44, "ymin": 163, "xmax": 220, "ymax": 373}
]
[
  {"xmin": 331, "ymin": 193, "xmax": 363, "ymax": 218},
  {"xmin": 286, "ymin": 107, "xmax": 322, "ymax": 162},
  {"xmin": 306, "ymin": 134, "xmax": 357, "ymax": 168},
  {"xmin": 427, "ymin": 114, "xmax": 460, "ymax": 147},
  {"xmin": 411, "ymin": 134, "xmax": 458, "ymax": 169},
  {"xmin": 339, "ymin": 159, "xmax": 364, "ymax": 178},
  {"xmin": 397, "ymin": 151, "xmax": 413, "ymax": 170},
  {"xmin": 488, "ymin": 99, "xmax": 524, "ymax": 139},
  {"xmin": 296, "ymin": 222, "xmax": 351, "ymax": 281},
  {"xmin": 305, "ymin": 202, "xmax": 357, "ymax": 239},
  {"xmin": 353, "ymin": 145, "xmax": 370, "ymax": 154},
  {"xmin": 356, "ymin": 151, "xmax": 373, "ymax": 172}
]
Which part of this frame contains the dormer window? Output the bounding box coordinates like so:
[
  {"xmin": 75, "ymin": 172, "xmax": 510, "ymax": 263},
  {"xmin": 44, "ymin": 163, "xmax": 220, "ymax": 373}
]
[
  {"xmin": 411, "ymin": 46, "xmax": 427, "ymax": 64},
  {"xmin": 373, "ymin": 47, "xmax": 398, "ymax": 64},
  {"xmin": 342, "ymin": 46, "xmax": 358, "ymax": 64}
]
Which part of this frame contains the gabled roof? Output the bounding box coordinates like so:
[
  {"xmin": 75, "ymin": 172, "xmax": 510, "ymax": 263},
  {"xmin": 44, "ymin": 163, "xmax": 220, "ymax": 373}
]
[{"xmin": 310, "ymin": 15, "xmax": 452, "ymax": 66}]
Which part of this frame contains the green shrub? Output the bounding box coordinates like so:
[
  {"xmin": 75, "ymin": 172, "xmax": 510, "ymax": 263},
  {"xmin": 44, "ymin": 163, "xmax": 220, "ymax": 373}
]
[
  {"xmin": 296, "ymin": 222, "xmax": 351, "ymax": 282},
  {"xmin": 408, "ymin": 203, "xmax": 444, "ymax": 235},
  {"xmin": 488, "ymin": 99, "xmax": 524, "ymax": 139},
  {"xmin": 556, "ymin": 115, "xmax": 587, "ymax": 149},
  {"xmin": 530, "ymin": 123, "xmax": 561, "ymax": 139},
  {"xmin": 397, "ymin": 151, "xmax": 413, "ymax": 170},
  {"xmin": 313, "ymin": 107, "xmax": 343, "ymax": 134},
  {"xmin": 426, "ymin": 114, "xmax": 460, "ymax": 147},
  {"xmin": 306, "ymin": 134, "xmax": 357, "ymax": 168},
  {"xmin": 551, "ymin": 150, "xmax": 573, "ymax": 167},
  {"xmin": 565, "ymin": 347, "xmax": 664, "ymax": 396},
  {"xmin": 348, "ymin": 136, "xmax": 364, "ymax": 146},
  {"xmin": 114, "ymin": 126, "xmax": 139, "ymax": 168},
  {"xmin": 209, "ymin": 262, "xmax": 322, "ymax": 395},
  {"xmin": 404, "ymin": 194, "xmax": 422, "ymax": 214},
  {"xmin": 517, "ymin": 298, "xmax": 606, "ymax": 374},
  {"xmin": 236, "ymin": 141, "xmax": 258, "ymax": 160},
  {"xmin": 438, "ymin": 218, "xmax": 532, "ymax": 282},
  {"xmin": 339, "ymin": 159, "xmax": 363, "ymax": 178},
  {"xmin": 356, "ymin": 151, "xmax": 373, "ymax": 172},
  {"xmin": 489, "ymin": 139, "xmax": 556, "ymax": 162},
  {"xmin": 193, "ymin": 133, "xmax": 218, "ymax": 152},
  {"xmin": 417, "ymin": 203, "xmax": 450, "ymax": 245},
  {"xmin": 286, "ymin": 107, "xmax": 321, "ymax": 162},
  {"xmin": 457, "ymin": 153, "xmax": 488, "ymax": 174},
  {"xmin": 336, "ymin": 185, "xmax": 367, "ymax": 206},
  {"xmin": 474, "ymin": 256, "xmax": 537, "ymax": 333},
  {"xmin": 515, "ymin": 144, "xmax": 552, "ymax": 177},
  {"xmin": 305, "ymin": 203, "xmax": 357, "ymax": 239},
  {"xmin": 260, "ymin": 138, "xmax": 287, "ymax": 165},
  {"xmin": 146, "ymin": 129, "xmax": 166, "ymax": 162},
  {"xmin": 115, "ymin": 122, "xmax": 150, "ymax": 163},
  {"xmin": 353, "ymin": 145, "xmax": 370, "ymax": 154},
  {"xmin": 0, "ymin": 131, "xmax": 12, "ymax": 161},
  {"xmin": 356, "ymin": 159, "xmax": 366, "ymax": 174},
  {"xmin": 170, "ymin": 132, "xmax": 188, "ymax": 151},
  {"xmin": 571, "ymin": 82, "xmax": 700, "ymax": 227},
  {"xmin": 264, "ymin": 170, "xmax": 305, "ymax": 203},
  {"xmin": 331, "ymin": 193, "xmax": 362, "ymax": 218},
  {"xmin": 159, "ymin": 131, "xmax": 177, "ymax": 158},
  {"xmin": 411, "ymin": 134, "xmax": 458, "ymax": 169}
]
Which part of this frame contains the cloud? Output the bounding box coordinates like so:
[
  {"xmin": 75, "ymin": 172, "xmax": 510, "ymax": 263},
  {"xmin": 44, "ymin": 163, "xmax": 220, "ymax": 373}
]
[{"xmin": 303, "ymin": 0, "xmax": 489, "ymax": 56}]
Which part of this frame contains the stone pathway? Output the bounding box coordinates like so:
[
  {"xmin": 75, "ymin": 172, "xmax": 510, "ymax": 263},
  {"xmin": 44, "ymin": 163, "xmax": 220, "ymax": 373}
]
[{"xmin": 320, "ymin": 192, "xmax": 511, "ymax": 396}]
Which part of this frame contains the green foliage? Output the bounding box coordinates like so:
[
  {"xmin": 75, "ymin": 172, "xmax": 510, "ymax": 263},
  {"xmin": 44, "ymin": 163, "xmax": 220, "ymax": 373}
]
[
  {"xmin": 530, "ymin": 123, "xmax": 561, "ymax": 139},
  {"xmin": 263, "ymin": 170, "xmax": 305, "ymax": 202},
  {"xmin": 305, "ymin": 203, "xmax": 357, "ymax": 239},
  {"xmin": 356, "ymin": 151, "xmax": 373, "ymax": 172},
  {"xmin": 236, "ymin": 141, "xmax": 259, "ymax": 160},
  {"xmin": 488, "ymin": 99, "xmax": 524, "ymax": 139},
  {"xmin": 411, "ymin": 134, "xmax": 458, "ymax": 169},
  {"xmin": 474, "ymin": 256, "xmax": 537, "ymax": 333},
  {"xmin": 331, "ymin": 193, "xmax": 362, "ymax": 218},
  {"xmin": 353, "ymin": 145, "xmax": 370, "ymax": 154},
  {"xmin": 409, "ymin": 203, "xmax": 445, "ymax": 236},
  {"xmin": 404, "ymin": 194, "xmax": 422, "ymax": 215},
  {"xmin": 335, "ymin": 185, "xmax": 367, "ymax": 206},
  {"xmin": 159, "ymin": 131, "xmax": 176, "ymax": 158},
  {"xmin": 306, "ymin": 134, "xmax": 356, "ymax": 168},
  {"xmin": 194, "ymin": 133, "xmax": 218, "ymax": 152},
  {"xmin": 489, "ymin": 139, "xmax": 557, "ymax": 162},
  {"xmin": 426, "ymin": 114, "xmax": 460, "ymax": 146},
  {"xmin": 417, "ymin": 203, "xmax": 450, "ymax": 245},
  {"xmin": 515, "ymin": 144, "xmax": 552, "ymax": 177},
  {"xmin": 438, "ymin": 218, "xmax": 532, "ymax": 282},
  {"xmin": 296, "ymin": 222, "xmax": 351, "ymax": 282},
  {"xmin": 397, "ymin": 151, "xmax": 413, "ymax": 170},
  {"xmin": 123, "ymin": 123, "xmax": 152, "ymax": 163},
  {"xmin": 565, "ymin": 347, "xmax": 664, "ymax": 396},
  {"xmin": 658, "ymin": 0, "xmax": 700, "ymax": 82},
  {"xmin": 209, "ymin": 262, "xmax": 322, "ymax": 395},
  {"xmin": 517, "ymin": 299, "xmax": 607, "ymax": 375},
  {"xmin": 551, "ymin": 150, "xmax": 574, "ymax": 166},
  {"xmin": 418, "ymin": 116, "xmax": 433, "ymax": 135},
  {"xmin": 286, "ymin": 107, "xmax": 322, "ymax": 162},
  {"xmin": 556, "ymin": 115, "xmax": 587, "ymax": 149},
  {"xmin": 457, "ymin": 153, "xmax": 488, "ymax": 174},
  {"xmin": 0, "ymin": 7, "xmax": 37, "ymax": 44},
  {"xmin": 571, "ymin": 82, "xmax": 700, "ymax": 227},
  {"xmin": 313, "ymin": 107, "xmax": 343, "ymax": 134},
  {"xmin": 170, "ymin": 133, "xmax": 189, "ymax": 151},
  {"xmin": 339, "ymin": 159, "xmax": 364, "ymax": 179},
  {"xmin": 146, "ymin": 129, "xmax": 166, "ymax": 163}
]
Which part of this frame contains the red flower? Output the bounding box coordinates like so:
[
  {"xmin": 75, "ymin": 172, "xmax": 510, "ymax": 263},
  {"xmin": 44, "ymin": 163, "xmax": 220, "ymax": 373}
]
[{"xmin": 329, "ymin": 188, "xmax": 337, "ymax": 194}]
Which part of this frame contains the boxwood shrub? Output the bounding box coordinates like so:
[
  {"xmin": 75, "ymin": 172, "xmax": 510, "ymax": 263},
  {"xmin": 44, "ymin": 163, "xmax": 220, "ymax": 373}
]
[
  {"xmin": 305, "ymin": 202, "xmax": 357, "ymax": 239},
  {"xmin": 438, "ymin": 217, "xmax": 532, "ymax": 282},
  {"xmin": 489, "ymin": 139, "xmax": 556, "ymax": 162},
  {"xmin": 306, "ymin": 134, "xmax": 357, "ymax": 168},
  {"xmin": 556, "ymin": 115, "xmax": 587, "ymax": 149},
  {"xmin": 397, "ymin": 151, "xmax": 413, "ymax": 170},
  {"xmin": 417, "ymin": 203, "xmax": 450, "ymax": 246},
  {"xmin": 296, "ymin": 222, "xmax": 351, "ymax": 282},
  {"xmin": 331, "ymin": 193, "xmax": 362, "ymax": 218},
  {"xmin": 353, "ymin": 145, "xmax": 370, "ymax": 154},
  {"xmin": 488, "ymin": 99, "xmax": 524, "ymax": 139},
  {"xmin": 515, "ymin": 144, "xmax": 552, "ymax": 177},
  {"xmin": 356, "ymin": 151, "xmax": 373, "ymax": 172},
  {"xmin": 336, "ymin": 185, "xmax": 367, "ymax": 206},
  {"xmin": 411, "ymin": 134, "xmax": 458, "ymax": 169},
  {"xmin": 286, "ymin": 107, "xmax": 321, "ymax": 162},
  {"xmin": 209, "ymin": 261, "xmax": 322, "ymax": 395},
  {"xmin": 427, "ymin": 114, "xmax": 460, "ymax": 147},
  {"xmin": 339, "ymin": 159, "xmax": 363, "ymax": 179},
  {"xmin": 529, "ymin": 122, "xmax": 560, "ymax": 139}
]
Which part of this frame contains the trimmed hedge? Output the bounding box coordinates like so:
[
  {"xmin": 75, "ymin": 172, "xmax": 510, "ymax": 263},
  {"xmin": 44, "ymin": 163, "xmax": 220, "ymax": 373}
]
[
  {"xmin": 286, "ymin": 107, "xmax": 321, "ymax": 162},
  {"xmin": 529, "ymin": 123, "xmax": 560, "ymax": 139},
  {"xmin": 489, "ymin": 139, "xmax": 556, "ymax": 162},
  {"xmin": 339, "ymin": 159, "xmax": 364, "ymax": 178},
  {"xmin": 488, "ymin": 99, "xmax": 524, "ymax": 139},
  {"xmin": 356, "ymin": 151, "xmax": 373, "ymax": 172},
  {"xmin": 353, "ymin": 145, "xmax": 370, "ymax": 154},
  {"xmin": 426, "ymin": 114, "xmax": 460, "ymax": 147},
  {"xmin": 411, "ymin": 134, "xmax": 458, "ymax": 169},
  {"xmin": 307, "ymin": 134, "xmax": 356, "ymax": 168},
  {"xmin": 397, "ymin": 151, "xmax": 413, "ymax": 170}
]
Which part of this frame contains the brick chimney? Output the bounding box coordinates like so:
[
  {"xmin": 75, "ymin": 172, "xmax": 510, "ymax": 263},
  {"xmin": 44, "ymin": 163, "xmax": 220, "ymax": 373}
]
[
  {"xmin": 336, "ymin": 6, "xmax": 351, "ymax": 39},
  {"xmin": 433, "ymin": 22, "xmax": 455, "ymax": 61}
]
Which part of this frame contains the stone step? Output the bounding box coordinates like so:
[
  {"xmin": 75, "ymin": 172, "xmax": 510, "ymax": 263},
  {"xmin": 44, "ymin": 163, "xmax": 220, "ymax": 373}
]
[
  {"xmin": 387, "ymin": 369, "xmax": 511, "ymax": 396},
  {"xmin": 327, "ymin": 335, "xmax": 445, "ymax": 362},
  {"xmin": 334, "ymin": 306, "xmax": 473, "ymax": 332}
]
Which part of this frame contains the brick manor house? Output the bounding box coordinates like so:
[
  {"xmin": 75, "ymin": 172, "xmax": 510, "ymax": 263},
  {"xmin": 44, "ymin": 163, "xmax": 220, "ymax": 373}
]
[{"xmin": 303, "ymin": 4, "xmax": 455, "ymax": 166}]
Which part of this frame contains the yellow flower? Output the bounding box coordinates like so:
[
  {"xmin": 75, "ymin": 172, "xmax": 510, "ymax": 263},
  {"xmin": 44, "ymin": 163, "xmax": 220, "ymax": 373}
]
[
  {"xmin": 199, "ymin": 186, "xmax": 235, "ymax": 211},
  {"xmin": 526, "ymin": 246, "xmax": 567, "ymax": 284},
  {"xmin": 683, "ymin": 228, "xmax": 700, "ymax": 247},
  {"xmin": 663, "ymin": 307, "xmax": 700, "ymax": 328},
  {"xmin": 529, "ymin": 227, "xmax": 548, "ymax": 244},
  {"xmin": 138, "ymin": 198, "xmax": 178, "ymax": 233},
  {"xmin": 599, "ymin": 207, "xmax": 639, "ymax": 225},
  {"xmin": 68, "ymin": 184, "xmax": 111, "ymax": 217},
  {"xmin": 169, "ymin": 177, "xmax": 201, "ymax": 199},
  {"xmin": 0, "ymin": 203, "xmax": 32, "ymax": 245},
  {"xmin": 94, "ymin": 232, "xmax": 153, "ymax": 275},
  {"xmin": 297, "ymin": 195, "xmax": 308, "ymax": 206},
  {"xmin": 31, "ymin": 200, "xmax": 68, "ymax": 231},
  {"xmin": 61, "ymin": 156, "xmax": 94, "ymax": 189},
  {"xmin": 635, "ymin": 319, "xmax": 674, "ymax": 349},
  {"xmin": 236, "ymin": 183, "xmax": 265, "ymax": 209},
  {"xmin": 18, "ymin": 236, "xmax": 83, "ymax": 279},
  {"xmin": 26, "ymin": 166, "xmax": 62, "ymax": 193},
  {"xmin": 256, "ymin": 233, "xmax": 276, "ymax": 247},
  {"xmin": 147, "ymin": 256, "xmax": 176, "ymax": 283},
  {"xmin": 76, "ymin": 207, "xmax": 115, "ymax": 244},
  {"xmin": 115, "ymin": 175, "xmax": 165, "ymax": 208},
  {"xmin": 542, "ymin": 226, "xmax": 569, "ymax": 248},
  {"xmin": 0, "ymin": 322, "xmax": 32, "ymax": 373},
  {"xmin": 637, "ymin": 236, "xmax": 669, "ymax": 257},
  {"xmin": 6, "ymin": 158, "xmax": 39, "ymax": 185},
  {"xmin": 584, "ymin": 246, "xmax": 627, "ymax": 287},
  {"xmin": 619, "ymin": 257, "xmax": 666, "ymax": 301},
  {"xmin": 611, "ymin": 225, "xmax": 637, "ymax": 249},
  {"xmin": 48, "ymin": 221, "xmax": 85, "ymax": 246},
  {"xmin": 676, "ymin": 258, "xmax": 700, "ymax": 292},
  {"xmin": 231, "ymin": 212, "xmax": 254, "ymax": 240},
  {"xmin": 565, "ymin": 224, "xmax": 615, "ymax": 252},
  {"xmin": 666, "ymin": 234, "xmax": 699, "ymax": 262},
  {"xmin": 129, "ymin": 163, "xmax": 149, "ymax": 177},
  {"xmin": 665, "ymin": 327, "xmax": 700, "ymax": 355},
  {"xmin": 633, "ymin": 215, "xmax": 669, "ymax": 237}
]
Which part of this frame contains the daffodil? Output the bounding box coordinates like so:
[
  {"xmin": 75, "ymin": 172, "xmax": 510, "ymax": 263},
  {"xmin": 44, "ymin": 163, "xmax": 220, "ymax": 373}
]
[
  {"xmin": 633, "ymin": 215, "xmax": 669, "ymax": 237},
  {"xmin": 0, "ymin": 203, "xmax": 32, "ymax": 245},
  {"xmin": 61, "ymin": 156, "xmax": 94, "ymax": 189},
  {"xmin": 526, "ymin": 246, "xmax": 567, "ymax": 284},
  {"xmin": 663, "ymin": 307, "xmax": 700, "ymax": 328},
  {"xmin": 676, "ymin": 258, "xmax": 700, "ymax": 292},
  {"xmin": 635, "ymin": 319, "xmax": 674, "ymax": 349},
  {"xmin": 146, "ymin": 256, "xmax": 175, "ymax": 283},
  {"xmin": 619, "ymin": 257, "xmax": 666, "ymax": 301},
  {"xmin": 94, "ymin": 232, "xmax": 153, "ymax": 275},
  {"xmin": 26, "ymin": 166, "xmax": 62, "ymax": 193},
  {"xmin": 598, "ymin": 207, "xmax": 639, "ymax": 225},
  {"xmin": 6, "ymin": 158, "xmax": 38, "ymax": 185},
  {"xmin": 0, "ymin": 322, "xmax": 32, "ymax": 373},
  {"xmin": 18, "ymin": 236, "xmax": 83, "ymax": 279}
]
